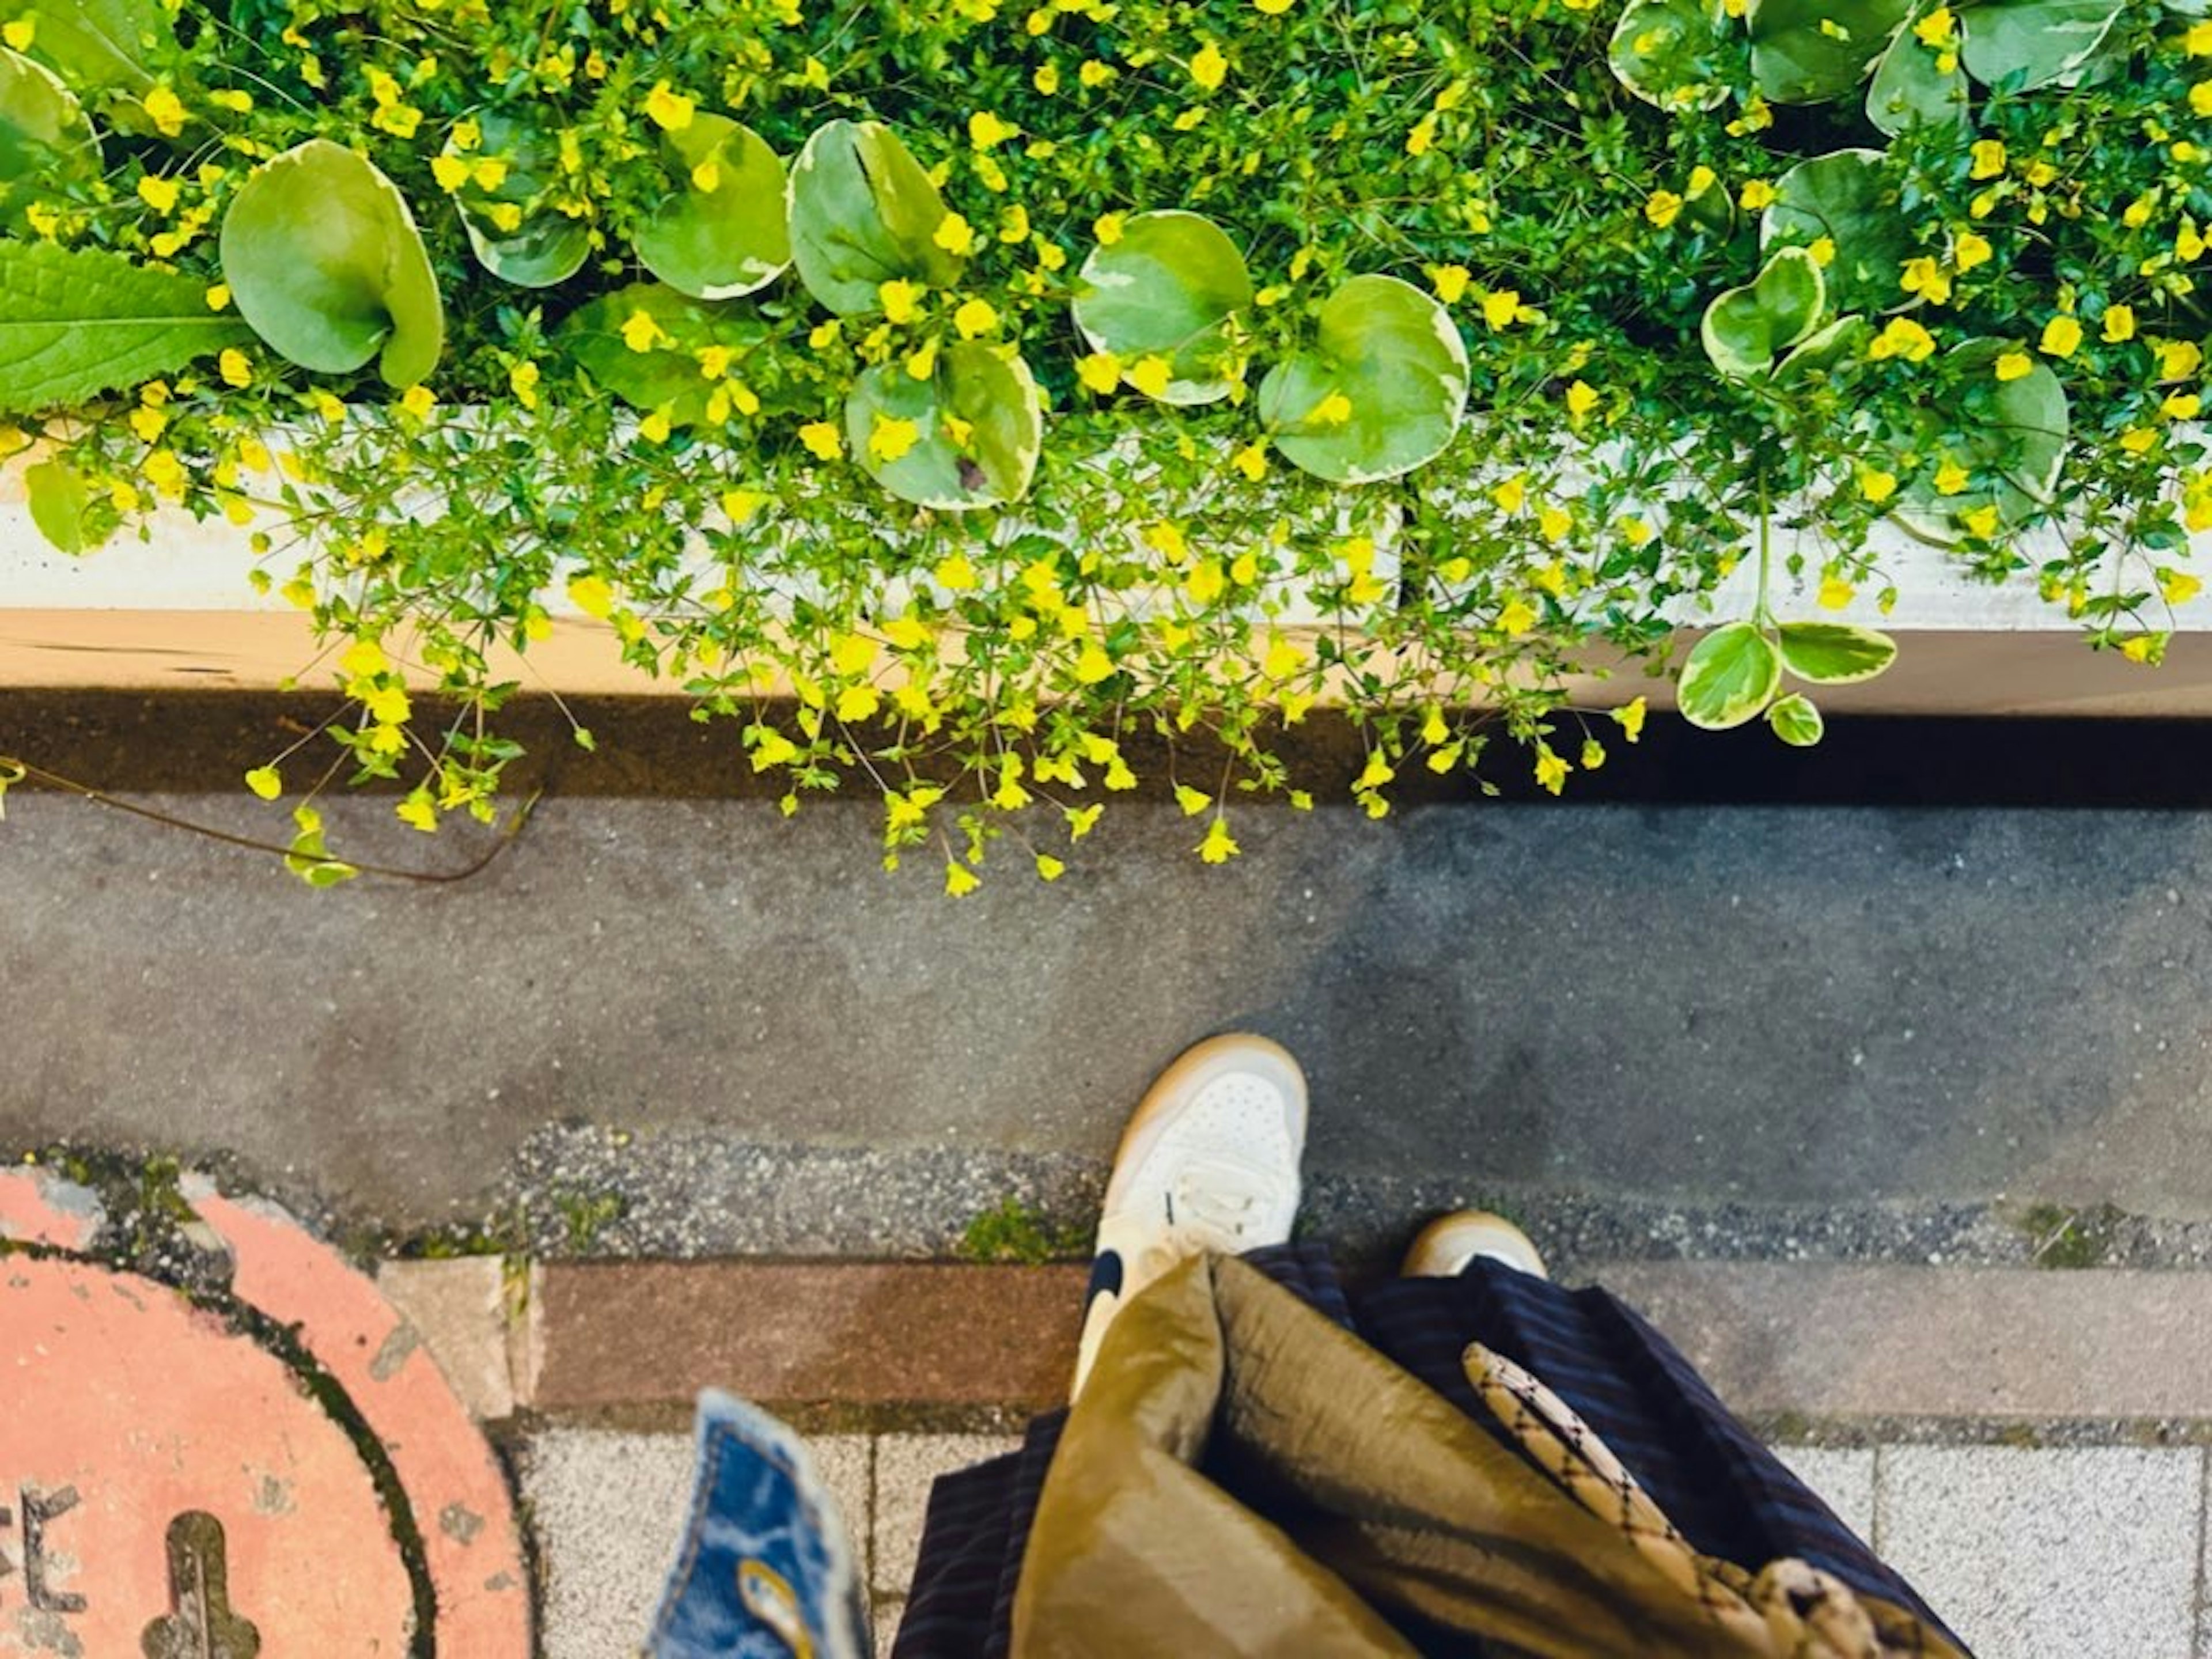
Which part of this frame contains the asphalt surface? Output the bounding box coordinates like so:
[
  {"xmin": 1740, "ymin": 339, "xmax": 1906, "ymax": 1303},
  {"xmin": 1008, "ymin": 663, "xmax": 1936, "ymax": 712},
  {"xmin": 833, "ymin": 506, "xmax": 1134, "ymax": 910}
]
[{"xmin": 7, "ymin": 714, "xmax": 2212, "ymax": 1246}]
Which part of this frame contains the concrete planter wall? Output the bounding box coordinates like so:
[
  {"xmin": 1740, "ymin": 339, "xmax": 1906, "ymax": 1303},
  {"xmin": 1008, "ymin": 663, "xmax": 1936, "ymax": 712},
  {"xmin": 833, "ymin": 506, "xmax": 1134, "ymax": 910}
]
[{"xmin": 5, "ymin": 449, "xmax": 2210, "ymax": 716}]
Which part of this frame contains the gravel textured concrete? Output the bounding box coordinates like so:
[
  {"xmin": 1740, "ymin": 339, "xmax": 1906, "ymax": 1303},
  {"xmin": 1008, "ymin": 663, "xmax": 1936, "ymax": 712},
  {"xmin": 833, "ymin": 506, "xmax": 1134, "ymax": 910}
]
[
  {"xmin": 1775, "ymin": 1446, "xmax": 1876, "ymax": 1539},
  {"xmin": 1877, "ymin": 1446, "xmax": 2205, "ymax": 1659},
  {"xmin": 870, "ymin": 1434, "xmax": 1021, "ymax": 1602},
  {"xmin": 11, "ymin": 791, "xmax": 2212, "ymax": 1242}
]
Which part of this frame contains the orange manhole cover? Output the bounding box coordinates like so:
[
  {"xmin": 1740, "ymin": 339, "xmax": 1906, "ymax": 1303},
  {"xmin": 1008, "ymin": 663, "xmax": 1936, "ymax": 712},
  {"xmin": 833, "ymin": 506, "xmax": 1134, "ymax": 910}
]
[{"xmin": 0, "ymin": 1173, "xmax": 530, "ymax": 1657}]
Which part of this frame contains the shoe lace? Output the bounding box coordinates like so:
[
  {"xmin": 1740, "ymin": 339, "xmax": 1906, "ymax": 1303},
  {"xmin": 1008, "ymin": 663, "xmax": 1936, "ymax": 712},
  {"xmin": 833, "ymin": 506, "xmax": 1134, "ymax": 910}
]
[{"xmin": 1132, "ymin": 1159, "xmax": 1275, "ymax": 1278}]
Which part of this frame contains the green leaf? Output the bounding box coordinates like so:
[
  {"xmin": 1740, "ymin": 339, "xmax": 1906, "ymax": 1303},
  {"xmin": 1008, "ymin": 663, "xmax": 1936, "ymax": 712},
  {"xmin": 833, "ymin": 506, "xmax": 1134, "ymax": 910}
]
[
  {"xmin": 635, "ymin": 112, "xmax": 790, "ymax": 301},
  {"xmin": 1257, "ymin": 274, "xmax": 1469, "ymax": 485},
  {"xmin": 285, "ymin": 820, "xmax": 359, "ymax": 887},
  {"xmin": 1890, "ymin": 337, "xmax": 2071, "ymax": 543},
  {"xmin": 557, "ymin": 281, "xmax": 770, "ymax": 425},
  {"xmin": 0, "ymin": 0, "xmax": 173, "ymax": 99},
  {"xmin": 1700, "ymin": 246, "xmax": 1825, "ymax": 380},
  {"xmin": 787, "ymin": 119, "xmax": 962, "ymax": 316},
  {"xmin": 1865, "ymin": 7, "xmax": 1970, "ymax": 134},
  {"xmin": 0, "ymin": 47, "xmax": 100, "ymax": 224},
  {"xmin": 1608, "ymin": 0, "xmax": 1739, "ymax": 110},
  {"xmin": 1766, "ymin": 692, "xmax": 1825, "ymax": 746},
  {"xmin": 451, "ymin": 109, "xmax": 590, "ymax": 289},
  {"xmin": 220, "ymin": 138, "xmax": 445, "ymax": 388},
  {"xmin": 1760, "ymin": 148, "xmax": 1912, "ymax": 316},
  {"xmin": 1776, "ymin": 620, "xmax": 1897, "ymax": 683},
  {"xmin": 1748, "ymin": 0, "xmax": 1913, "ymax": 101},
  {"xmin": 1771, "ymin": 313, "xmax": 1872, "ymax": 384},
  {"xmin": 0, "ymin": 240, "xmax": 254, "ymax": 413},
  {"xmin": 844, "ymin": 342, "xmax": 1043, "ymax": 509},
  {"xmin": 1677, "ymin": 621, "xmax": 1782, "ymax": 729},
  {"xmin": 1960, "ymin": 0, "xmax": 2127, "ymax": 90},
  {"xmin": 25, "ymin": 454, "xmax": 114, "ymax": 551},
  {"xmin": 1072, "ymin": 210, "xmax": 1253, "ymax": 406}
]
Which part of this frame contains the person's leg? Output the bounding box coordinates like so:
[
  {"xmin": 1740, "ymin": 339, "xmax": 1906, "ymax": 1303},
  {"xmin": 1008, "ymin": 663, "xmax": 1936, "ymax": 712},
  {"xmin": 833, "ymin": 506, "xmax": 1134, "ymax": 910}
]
[{"xmin": 1070, "ymin": 1032, "xmax": 1308, "ymax": 1398}]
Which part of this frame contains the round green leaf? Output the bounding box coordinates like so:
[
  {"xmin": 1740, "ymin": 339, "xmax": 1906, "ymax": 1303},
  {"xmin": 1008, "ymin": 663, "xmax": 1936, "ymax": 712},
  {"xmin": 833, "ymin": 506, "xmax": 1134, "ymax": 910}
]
[
  {"xmin": 0, "ymin": 47, "xmax": 98, "ymax": 216},
  {"xmin": 1677, "ymin": 620, "xmax": 1783, "ymax": 730},
  {"xmin": 1772, "ymin": 313, "xmax": 1872, "ymax": 384},
  {"xmin": 556, "ymin": 281, "xmax": 771, "ymax": 425},
  {"xmin": 1776, "ymin": 620, "xmax": 1897, "ymax": 683},
  {"xmin": 1760, "ymin": 149, "xmax": 1912, "ymax": 317},
  {"xmin": 635, "ymin": 113, "xmax": 790, "ymax": 301},
  {"xmin": 1767, "ymin": 692, "xmax": 1825, "ymax": 747},
  {"xmin": 1072, "ymin": 210, "xmax": 1253, "ymax": 406},
  {"xmin": 220, "ymin": 139, "xmax": 444, "ymax": 388},
  {"xmin": 1890, "ymin": 337, "xmax": 2070, "ymax": 543},
  {"xmin": 25, "ymin": 454, "xmax": 114, "ymax": 552},
  {"xmin": 787, "ymin": 119, "xmax": 963, "ymax": 317},
  {"xmin": 0, "ymin": 0, "xmax": 173, "ymax": 101},
  {"xmin": 451, "ymin": 110, "xmax": 590, "ymax": 289},
  {"xmin": 1748, "ymin": 0, "xmax": 1913, "ymax": 102},
  {"xmin": 1700, "ymin": 247, "xmax": 1826, "ymax": 380},
  {"xmin": 1865, "ymin": 10, "xmax": 1970, "ymax": 134},
  {"xmin": 1609, "ymin": 0, "xmax": 1740, "ymax": 110},
  {"xmin": 1257, "ymin": 274, "xmax": 1469, "ymax": 486},
  {"xmin": 844, "ymin": 343, "xmax": 1042, "ymax": 509},
  {"xmin": 1960, "ymin": 0, "xmax": 2127, "ymax": 90}
]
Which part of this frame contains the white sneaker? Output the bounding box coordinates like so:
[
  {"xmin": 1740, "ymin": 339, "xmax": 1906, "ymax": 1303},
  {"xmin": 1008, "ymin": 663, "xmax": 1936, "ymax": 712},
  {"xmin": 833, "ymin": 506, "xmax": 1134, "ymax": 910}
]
[
  {"xmin": 1401, "ymin": 1210, "xmax": 1549, "ymax": 1280},
  {"xmin": 1070, "ymin": 1034, "xmax": 1308, "ymax": 1400}
]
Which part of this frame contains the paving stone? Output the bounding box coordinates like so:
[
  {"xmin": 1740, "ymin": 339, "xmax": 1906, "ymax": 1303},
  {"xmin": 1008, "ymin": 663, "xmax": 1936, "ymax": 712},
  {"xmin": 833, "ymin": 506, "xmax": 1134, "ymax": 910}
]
[
  {"xmin": 536, "ymin": 1262, "xmax": 1085, "ymax": 1411},
  {"xmin": 1596, "ymin": 1263, "xmax": 2212, "ymax": 1419},
  {"xmin": 524, "ymin": 1429, "xmax": 872, "ymax": 1659},
  {"xmin": 873, "ymin": 1434, "xmax": 1021, "ymax": 1600},
  {"xmin": 378, "ymin": 1257, "xmax": 516, "ymax": 1421},
  {"xmin": 1877, "ymin": 1446, "xmax": 2202, "ymax": 1659},
  {"xmin": 1774, "ymin": 1445, "xmax": 1876, "ymax": 1541}
]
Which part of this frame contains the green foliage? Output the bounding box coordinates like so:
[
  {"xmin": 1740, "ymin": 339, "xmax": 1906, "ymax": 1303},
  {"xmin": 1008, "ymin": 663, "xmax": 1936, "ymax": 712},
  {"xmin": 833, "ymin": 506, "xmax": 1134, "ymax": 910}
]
[
  {"xmin": 25, "ymin": 454, "xmax": 108, "ymax": 551},
  {"xmin": 957, "ymin": 1197, "xmax": 1086, "ymax": 1264},
  {"xmin": 219, "ymin": 139, "xmax": 444, "ymax": 387},
  {"xmin": 1765, "ymin": 691, "xmax": 1825, "ymax": 745},
  {"xmin": 0, "ymin": 48, "xmax": 97, "ymax": 228},
  {"xmin": 1775, "ymin": 620, "xmax": 1900, "ymax": 683},
  {"xmin": 0, "ymin": 240, "xmax": 251, "ymax": 410},
  {"xmin": 0, "ymin": 0, "xmax": 2199, "ymax": 878}
]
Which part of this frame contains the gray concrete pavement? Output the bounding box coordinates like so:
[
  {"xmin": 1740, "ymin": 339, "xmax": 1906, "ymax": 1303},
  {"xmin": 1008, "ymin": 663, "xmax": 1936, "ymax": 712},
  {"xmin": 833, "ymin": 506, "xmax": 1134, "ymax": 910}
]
[{"xmin": 8, "ymin": 791, "xmax": 2212, "ymax": 1235}]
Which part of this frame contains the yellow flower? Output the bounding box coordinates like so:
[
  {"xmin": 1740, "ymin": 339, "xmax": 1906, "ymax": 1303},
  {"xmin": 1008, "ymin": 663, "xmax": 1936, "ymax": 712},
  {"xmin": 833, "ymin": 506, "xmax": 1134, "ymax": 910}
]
[
  {"xmin": 128, "ymin": 405, "xmax": 168, "ymax": 444},
  {"xmin": 1078, "ymin": 59, "xmax": 1115, "ymax": 88},
  {"xmin": 1900, "ymin": 256, "xmax": 1951, "ymax": 305},
  {"xmin": 969, "ymin": 111, "xmax": 1018, "ymax": 148},
  {"xmin": 620, "ymin": 309, "xmax": 668, "ymax": 353},
  {"xmin": 798, "ymin": 420, "xmax": 843, "ymax": 460},
  {"xmin": 1914, "ymin": 5, "xmax": 1955, "ymax": 46},
  {"xmin": 1807, "ymin": 235, "xmax": 1837, "ymax": 267},
  {"xmin": 1190, "ymin": 41, "xmax": 1228, "ymax": 92},
  {"xmin": 1739, "ymin": 179, "xmax": 1776, "ymax": 210},
  {"xmin": 879, "ymin": 278, "xmax": 925, "ymax": 323},
  {"xmin": 690, "ymin": 159, "xmax": 721, "ymax": 193},
  {"xmin": 2119, "ymin": 427, "xmax": 2158, "ymax": 455},
  {"xmin": 1645, "ymin": 190, "xmax": 1683, "ymax": 229},
  {"xmin": 1198, "ymin": 817, "xmax": 1241, "ymax": 864},
  {"xmin": 142, "ymin": 86, "xmax": 186, "ymax": 137},
  {"xmin": 1093, "ymin": 211, "xmax": 1126, "ymax": 246},
  {"xmin": 205, "ymin": 283, "xmax": 230, "ymax": 310},
  {"xmin": 2160, "ymin": 339, "xmax": 2204, "ymax": 381},
  {"xmin": 1933, "ymin": 457, "xmax": 1970, "ymax": 495},
  {"xmin": 933, "ymin": 211, "xmax": 977, "ymax": 255},
  {"xmin": 2192, "ymin": 81, "xmax": 2212, "ymax": 118},
  {"xmin": 999, "ymin": 203, "xmax": 1031, "ymax": 242},
  {"xmin": 1035, "ymin": 854, "xmax": 1067, "ymax": 882},
  {"xmin": 0, "ymin": 16, "xmax": 31, "ymax": 49},
  {"xmin": 1498, "ymin": 597, "xmax": 1537, "ymax": 635},
  {"xmin": 869, "ymin": 412, "xmax": 921, "ymax": 462},
  {"xmin": 1480, "ymin": 287, "xmax": 1520, "ymax": 330},
  {"xmin": 2163, "ymin": 392, "xmax": 2203, "ymax": 421},
  {"xmin": 1231, "ymin": 443, "xmax": 1267, "ymax": 482},
  {"xmin": 1406, "ymin": 116, "xmax": 1437, "ymax": 157},
  {"xmin": 1818, "ymin": 575, "xmax": 1855, "ymax": 610},
  {"xmin": 2101, "ymin": 304, "xmax": 2135, "ymax": 344},
  {"xmin": 1994, "ymin": 350, "xmax": 2034, "ymax": 381},
  {"xmin": 935, "ymin": 552, "xmax": 978, "ymax": 590},
  {"xmin": 1431, "ymin": 264, "xmax": 1471, "ymax": 304},
  {"xmin": 397, "ymin": 793, "xmax": 438, "ymax": 833},
  {"xmin": 472, "ymin": 157, "xmax": 508, "ymax": 191},
  {"xmin": 2188, "ymin": 20, "xmax": 2212, "ymax": 54},
  {"xmin": 431, "ymin": 154, "xmax": 471, "ymax": 192},
  {"xmin": 1127, "ymin": 355, "xmax": 1173, "ymax": 398},
  {"xmin": 399, "ymin": 384, "xmax": 435, "ymax": 419},
  {"xmin": 1614, "ymin": 696, "xmax": 1648, "ymax": 741},
  {"xmin": 1868, "ymin": 316, "xmax": 1937, "ymax": 363},
  {"xmin": 566, "ymin": 574, "xmax": 616, "ymax": 619},
  {"xmin": 371, "ymin": 103, "xmax": 422, "ymax": 139},
  {"xmin": 1075, "ymin": 351, "xmax": 1122, "ymax": 394},
  {"xmin": 946, "ymin": 297, "xmax": 997, "ymax": 339},
  {"xmin": 1533, "ymin": 747, "xmax": 1569, "ymax": 796},
  {"xmin": 1953, "ymin": 231, "xmax": 1992, "ymax": 272},
  {"xmin": 638, "ymin": 408, "xmax": 672, "ymax": 442},
  {"xmin": 945, "ymin": 861, "xmax": 981, "ymax": 897},
  {"xmin": 142, "ymin": 448, "xmax": 187, "ymax": 500},
  {"xmin": 218, "ymin": 349, "xmax": 252, "ymax": 388},
  {"xmin": 905, "ymin": 337, "xmax": 940, "ymax": 380},
  {"xmin": 309, "ymin": 388, "xmax": 346, "ymax": 425},
  {"xmin": 2161, "ymin": 570, "xmax": 2203, "ymax": 606},
  {"xmin": 2039, "ymin": 314, "xmax": 2082, "ymax": 358},
  {"xmin": 1033, "ymin": 62, "xmax": 1060, "ymax": 94},
  {"xmin": 1254, "ymin": 0, "xmax": 1293, "ymax": 12},
  {"xmin": 1565, "ymin": 380, "xmax": 1599, "ymax": 419},
  {"xmin": 136, "ymin": 174, "xmax": 181, "ymax": 213},
  {"xmin": 1961, "ymin": 503, "xmax": 2001, "ymax": 539},
  {"xmin": 1308, "ymin": 391, "xmax": 1353, "ymax": 426},
  {"xmin": 643, "ymin": 80, "xmax": 695, "ymax": 131},
  {"xmin": 1856, "ymin": 465, "xmax": 1898, "ymax": 503}
]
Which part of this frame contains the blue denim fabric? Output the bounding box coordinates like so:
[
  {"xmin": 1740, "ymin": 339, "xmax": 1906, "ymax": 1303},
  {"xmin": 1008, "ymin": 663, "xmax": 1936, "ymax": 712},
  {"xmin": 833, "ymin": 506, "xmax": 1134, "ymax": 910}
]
[{"xmin": 645, "ymin": 1391, "xmax": 870, "ymax": 1659}]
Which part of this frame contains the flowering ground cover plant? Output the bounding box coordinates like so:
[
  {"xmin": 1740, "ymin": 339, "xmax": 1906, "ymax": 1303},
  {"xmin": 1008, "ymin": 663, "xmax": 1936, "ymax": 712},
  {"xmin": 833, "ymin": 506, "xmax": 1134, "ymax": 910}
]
[{"xmin": 0, "ymin": 0, "xmax": 2206, "ymax": 886}]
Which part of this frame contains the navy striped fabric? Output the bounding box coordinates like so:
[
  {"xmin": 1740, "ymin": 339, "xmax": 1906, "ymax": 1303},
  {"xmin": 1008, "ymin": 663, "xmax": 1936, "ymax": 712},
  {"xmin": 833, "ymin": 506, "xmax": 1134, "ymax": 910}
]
[{"xmin": 892, "ymin": 1244, "xmax": 1960, "ymax": 1656}]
